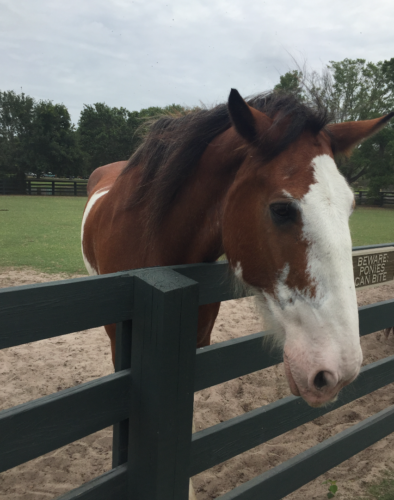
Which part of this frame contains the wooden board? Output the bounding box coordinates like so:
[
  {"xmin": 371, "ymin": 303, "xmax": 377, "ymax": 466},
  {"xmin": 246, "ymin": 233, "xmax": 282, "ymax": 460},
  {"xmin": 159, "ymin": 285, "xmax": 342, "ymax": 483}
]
[
  {"xmin": 56, "ymin": 465, "xmax": 128, "ymax": 500},
  {"xmin": 0, "ymin": 273, "xmax": 135, "ymax": 349},
  {"xmin": 217, "ymin": 403, "xmax": 394, "ymax": 500},
  {"xmin": 128, "ymin": 268, "xmax": 199, "ymax": 500},
  {"xmin": 191, "ymin": 354, "xmax": 394, "ymax": 476},
  {"xmin": 2, "ymin": 244, "xmax": 394, "ymax": 352},
  {"xmin": 0, "ymin": 370, "xmax": 131, "ymax": 473},
  {"xmin": 353, "ymin": 246, "xmax": 394, "ymax": 289},
  {"xmin": 194, "ymin": 298, "xmax": 394, "ymax": 393}
]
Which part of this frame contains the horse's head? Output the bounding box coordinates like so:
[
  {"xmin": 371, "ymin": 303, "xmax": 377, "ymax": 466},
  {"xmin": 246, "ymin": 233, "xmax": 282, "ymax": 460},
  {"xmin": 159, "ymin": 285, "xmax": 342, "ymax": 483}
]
[{"xmin": 223, "ymin": 89, "xmax": 393, "ymax": 407}]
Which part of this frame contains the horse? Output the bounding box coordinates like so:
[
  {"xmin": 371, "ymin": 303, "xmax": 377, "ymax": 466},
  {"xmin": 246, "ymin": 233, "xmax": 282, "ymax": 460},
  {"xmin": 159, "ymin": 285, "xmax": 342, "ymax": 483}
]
[
  {"xmin": 81, "ymin": 88, "xmax": 393, "ymax": 497},
  {"xmin": 82, "ymin": 88, "xmax": 394, "ymax": 403}
]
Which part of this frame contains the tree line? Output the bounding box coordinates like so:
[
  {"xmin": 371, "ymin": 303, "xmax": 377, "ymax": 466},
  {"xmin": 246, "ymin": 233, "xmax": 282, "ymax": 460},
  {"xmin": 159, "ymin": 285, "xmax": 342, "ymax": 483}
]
[
  {"xmin": 1, "ymin": 57, "xmax": 393, "ymax": 195},
  {"xmin": 275, "ymin": 58, "xmax": 394, "ymax": 195},
  {"xmin": 0, "ymin": 92, "xmax": 183, "ymax": 181}
]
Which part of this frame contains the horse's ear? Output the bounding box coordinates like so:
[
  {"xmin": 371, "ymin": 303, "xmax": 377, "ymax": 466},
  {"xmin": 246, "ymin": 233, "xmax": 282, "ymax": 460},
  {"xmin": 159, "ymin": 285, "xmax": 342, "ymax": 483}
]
[
  {"xmin": 327, "ymin": 112, "xmax": 394, "ymax": 155},
  {"xmin": 228, "ymin": 89, "xmax": 257, "ymax": 142}
]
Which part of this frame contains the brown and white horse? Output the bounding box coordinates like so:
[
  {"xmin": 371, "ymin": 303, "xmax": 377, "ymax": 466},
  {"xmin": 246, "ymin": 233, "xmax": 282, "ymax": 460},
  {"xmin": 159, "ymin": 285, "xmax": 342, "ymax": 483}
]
[{"xmin": 82, "ymin": 89, "xmax": 393, "ymax": 409}]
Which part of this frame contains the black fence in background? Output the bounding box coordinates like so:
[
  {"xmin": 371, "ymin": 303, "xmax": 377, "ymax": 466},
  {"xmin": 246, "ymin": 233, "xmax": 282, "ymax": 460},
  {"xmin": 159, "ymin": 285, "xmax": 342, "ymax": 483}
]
[
  {"xmin": 355, "ymin": 191, "xmax": 394, "ymax": 206},
  {"xmin": 1, "ymin": 179, "xmax": 394, "ymax": 205},
  {"xmin": 2, "ymin": 180, "xmax": 394, "ymax": 207},
  {"xmin": 0, "ymin": 178, "xmax": 88, "ymax": 196}
]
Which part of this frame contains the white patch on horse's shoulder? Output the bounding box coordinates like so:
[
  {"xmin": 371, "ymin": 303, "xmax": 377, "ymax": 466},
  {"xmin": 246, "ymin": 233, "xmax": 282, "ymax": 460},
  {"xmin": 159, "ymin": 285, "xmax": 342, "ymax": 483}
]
[
  {"xmin": 83, "ymin": 260, "xmax": 97, "ymax": 276},
  {"xmin": 81, "ymin": 189, "xmax": 109, "ymax": 276},
  {"xmin": 234, "ymin": 261, "xmax": 243, "ymax": 279}
]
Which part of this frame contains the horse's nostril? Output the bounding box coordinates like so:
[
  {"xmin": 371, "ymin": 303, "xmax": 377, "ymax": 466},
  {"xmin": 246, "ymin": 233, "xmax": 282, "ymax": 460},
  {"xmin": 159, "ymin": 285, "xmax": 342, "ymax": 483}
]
[{"xmin": 314, "ymin": 371, "xmax": 327, "ymax": 389}]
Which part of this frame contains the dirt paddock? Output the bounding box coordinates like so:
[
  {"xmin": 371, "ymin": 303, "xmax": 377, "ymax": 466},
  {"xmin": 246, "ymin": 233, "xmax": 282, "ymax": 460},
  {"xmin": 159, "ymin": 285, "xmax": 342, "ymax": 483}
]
[{"xmin": 1, "ymin": 268, "xmax": 394, "ymax": 499}]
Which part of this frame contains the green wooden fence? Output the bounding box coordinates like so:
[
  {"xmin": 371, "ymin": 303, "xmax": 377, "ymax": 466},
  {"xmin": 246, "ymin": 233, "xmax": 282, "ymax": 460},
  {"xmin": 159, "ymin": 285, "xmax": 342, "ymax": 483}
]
[{"xmin": 1, "ymin": 244, "xmax": 394, "ymax": 499}]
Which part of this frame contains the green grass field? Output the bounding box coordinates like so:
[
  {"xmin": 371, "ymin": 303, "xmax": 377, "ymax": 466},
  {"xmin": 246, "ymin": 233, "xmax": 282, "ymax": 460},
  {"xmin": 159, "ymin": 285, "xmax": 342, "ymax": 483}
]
[
  {"xmin": 1, "ymin": 197, "xmax": 394, "ymax": 275},
  {"xmin": 350, "ymin": 206, "xmax": 394, "ymax": 247},
  {"xmin": 0, "ymin": 196, "xmax": 87, "ymax": 274}
]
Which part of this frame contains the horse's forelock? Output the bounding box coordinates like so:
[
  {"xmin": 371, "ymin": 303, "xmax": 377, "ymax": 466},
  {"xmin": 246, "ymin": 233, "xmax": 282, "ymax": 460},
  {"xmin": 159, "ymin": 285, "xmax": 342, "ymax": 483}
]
[
  {"xmin": 121, "ymin": 92, "xmax": 332, "ymax": 234},
  {"xmin": 249, "ymin": 92, "xmax": 333, "ymax": 161}
]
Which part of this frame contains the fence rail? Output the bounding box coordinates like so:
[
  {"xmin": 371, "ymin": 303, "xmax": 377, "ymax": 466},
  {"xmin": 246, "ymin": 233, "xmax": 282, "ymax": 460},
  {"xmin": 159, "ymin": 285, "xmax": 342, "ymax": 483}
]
[
  {"xmin": 1, "ymin": 246, "xmax": 394, "ymax": 499},
  {"xmin": 0, "ymin": 370, "xmax": 131, "ymax": 473},
  {"xmin": 3, "ymin": 183, "xmax": 394, "ymax": 204},
  {"xmin": 355, "ymin": 190, "xmax": 394, "ymax": 206},
  {"xmin": 0, "ymin": 178, "xmax": 88, "ymax": 196},
  {"xmin": 3, "ymin": 182, "xmax": 394, "ymax": 204}
]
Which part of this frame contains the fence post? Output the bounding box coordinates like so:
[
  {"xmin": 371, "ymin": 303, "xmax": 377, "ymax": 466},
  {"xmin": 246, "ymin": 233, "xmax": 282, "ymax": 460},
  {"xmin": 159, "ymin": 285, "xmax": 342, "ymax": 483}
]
[
  {"xmin": 28, "ymin": 181, "xmax": 31, "ymax": 195},
  {"xmin": 112, "ymin": 319, "xmax": 133, "ymax": 468},
  {"xmin": 74, "ymin": 182, "xmax": 77, "ymax": 196},
  {"xmin": 52, "ymin": 181, "xmax": 55, "ymax": 196},
  {"xmin": 128, "ymin": 268, "xmax": 199, "ymax": 500}
]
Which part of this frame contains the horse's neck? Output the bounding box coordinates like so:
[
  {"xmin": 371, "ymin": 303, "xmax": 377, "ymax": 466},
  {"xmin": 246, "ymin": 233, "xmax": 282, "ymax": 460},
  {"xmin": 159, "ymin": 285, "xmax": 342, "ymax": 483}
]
[{"xmin": 148, "ymin": 128, "xmax": 246, "ymax": 265}]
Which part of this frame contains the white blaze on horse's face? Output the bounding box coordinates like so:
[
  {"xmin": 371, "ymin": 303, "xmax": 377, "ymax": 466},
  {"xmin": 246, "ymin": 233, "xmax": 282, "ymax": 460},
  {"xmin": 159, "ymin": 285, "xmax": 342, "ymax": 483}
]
[{"xmin": 259, "ymin": 154, "xmax": 362, "ymax": 407}]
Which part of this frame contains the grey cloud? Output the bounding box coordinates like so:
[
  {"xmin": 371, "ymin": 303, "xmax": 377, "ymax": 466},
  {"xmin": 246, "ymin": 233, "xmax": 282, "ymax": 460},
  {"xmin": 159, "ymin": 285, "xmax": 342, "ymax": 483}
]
[{"xmin": 1, "ymin": 0, "xmax": 393, "ymax": 124}]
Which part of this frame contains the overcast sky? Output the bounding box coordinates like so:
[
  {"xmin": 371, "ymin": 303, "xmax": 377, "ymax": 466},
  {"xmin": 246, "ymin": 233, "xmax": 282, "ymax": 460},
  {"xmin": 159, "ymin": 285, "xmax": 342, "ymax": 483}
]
[{"xmin": 1, "ymin": 0, "xmax": 393, "ymax": 124}]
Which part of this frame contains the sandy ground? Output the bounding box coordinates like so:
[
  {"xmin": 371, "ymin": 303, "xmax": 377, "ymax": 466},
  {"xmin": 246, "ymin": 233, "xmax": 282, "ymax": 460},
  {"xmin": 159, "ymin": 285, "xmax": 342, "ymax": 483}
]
[{"xmin": 1, "ymin": 268, "xmax": 394, "ymax": 499}]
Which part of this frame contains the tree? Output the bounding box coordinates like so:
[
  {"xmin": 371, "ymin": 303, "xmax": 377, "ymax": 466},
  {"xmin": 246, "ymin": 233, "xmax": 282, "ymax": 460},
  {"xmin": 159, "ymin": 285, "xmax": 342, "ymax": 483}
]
[
  {"xmin": 78, "ymin": 103, "xmax": 184, "ymax": 175},
  {"xmin": 328, "ymin": 59, "xmax": 394, "ymax": 190},
  {"xmin": 0, "ymin": 90, "xmax": 84, "ymax": 179},
  {"xmin": 274, "ymin": 70, "xmax": 304, "ymax": 99},
  {"xmin": 0, "ymin": 90, "xmax": 35, "ymax": 180},
  {"xmin": 276, "ymin": 60, "xmax": 394, "ymax": 190},
  {"xmin": 382, "ymin": 57, "xmax": 394, "ymax": 92},
  {"xmin": 30, "ymin": 101, "xmax": 84, "ymax": 178},
  {"xmin": 78, "ymin": 103, "xmax": 141, "ymax": 174}
]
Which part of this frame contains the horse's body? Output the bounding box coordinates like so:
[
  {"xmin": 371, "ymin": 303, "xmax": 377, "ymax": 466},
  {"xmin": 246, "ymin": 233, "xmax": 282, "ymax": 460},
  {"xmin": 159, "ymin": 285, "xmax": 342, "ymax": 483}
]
[{"xmin": 82, "ymin": 90, "xmax": 393, "ymax": 410}]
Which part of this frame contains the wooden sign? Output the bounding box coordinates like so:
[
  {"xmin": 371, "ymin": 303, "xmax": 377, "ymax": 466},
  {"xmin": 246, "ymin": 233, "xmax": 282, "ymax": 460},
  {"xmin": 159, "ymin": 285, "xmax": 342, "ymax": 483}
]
[{"xmin": 353, "ymin": 247, "xmax": 394, "ymax": 289}]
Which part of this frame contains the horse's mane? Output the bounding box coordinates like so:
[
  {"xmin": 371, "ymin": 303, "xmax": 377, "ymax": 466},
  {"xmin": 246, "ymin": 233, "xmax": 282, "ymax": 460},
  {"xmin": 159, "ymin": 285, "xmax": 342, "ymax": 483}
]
[{"xmin": 121, "ymin": 91, "xmax": 332, "ymax": 229}]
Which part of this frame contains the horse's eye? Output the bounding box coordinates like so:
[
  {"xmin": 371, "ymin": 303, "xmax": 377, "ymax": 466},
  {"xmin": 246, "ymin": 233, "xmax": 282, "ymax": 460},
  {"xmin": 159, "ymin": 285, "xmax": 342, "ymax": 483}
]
[{"xmin": 270, "ymin": 202, "xmax": 297, "ymax": 225}]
